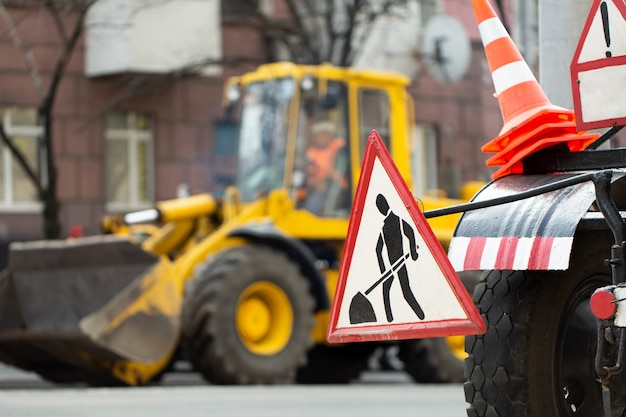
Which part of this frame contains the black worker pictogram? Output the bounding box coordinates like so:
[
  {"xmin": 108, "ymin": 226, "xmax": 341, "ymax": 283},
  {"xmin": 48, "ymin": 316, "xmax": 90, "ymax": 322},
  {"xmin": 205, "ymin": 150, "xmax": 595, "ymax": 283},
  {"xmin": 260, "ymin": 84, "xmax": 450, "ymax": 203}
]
[{"xmin": 348, "ymin": 193, "xmax": 425, "ymax": 324}]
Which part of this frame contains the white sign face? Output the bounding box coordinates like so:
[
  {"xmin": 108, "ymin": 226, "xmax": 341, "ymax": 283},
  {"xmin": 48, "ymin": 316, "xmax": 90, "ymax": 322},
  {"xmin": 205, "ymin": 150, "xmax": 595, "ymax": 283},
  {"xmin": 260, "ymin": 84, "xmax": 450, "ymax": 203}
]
[
  {"xmin": 578, "ymin": 66, "xmax": 626, "ymax": 123},
  {"xmin": 577, "ymin": 0, "xmax": 626, "ymax": 62},
  {"xmin": 327, "ymin": 131, "xmax": 485, "ymax": 344},
  {"xmin": 335, "ymin": 158, "xmax": 465, "ymax": 328},
  {"xmin": 571, "ymin": 0, "xmax": 626, "ymax": 130}
]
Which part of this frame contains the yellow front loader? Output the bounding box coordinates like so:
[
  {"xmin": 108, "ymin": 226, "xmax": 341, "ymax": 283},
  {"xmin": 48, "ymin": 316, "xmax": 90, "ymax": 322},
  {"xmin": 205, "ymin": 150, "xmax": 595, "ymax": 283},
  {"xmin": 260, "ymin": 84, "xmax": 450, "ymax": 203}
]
[{"xmin": 0, "ymin": 63, "xmax": 481, "ymax": 386}]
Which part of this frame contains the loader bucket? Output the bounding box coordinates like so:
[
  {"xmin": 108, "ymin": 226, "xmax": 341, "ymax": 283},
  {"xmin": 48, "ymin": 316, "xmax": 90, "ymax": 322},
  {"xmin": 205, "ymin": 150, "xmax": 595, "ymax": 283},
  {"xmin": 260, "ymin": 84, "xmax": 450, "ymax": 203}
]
[{"xmin": 0, "ymin": 235, "xmax": 181, "ymax": 386}]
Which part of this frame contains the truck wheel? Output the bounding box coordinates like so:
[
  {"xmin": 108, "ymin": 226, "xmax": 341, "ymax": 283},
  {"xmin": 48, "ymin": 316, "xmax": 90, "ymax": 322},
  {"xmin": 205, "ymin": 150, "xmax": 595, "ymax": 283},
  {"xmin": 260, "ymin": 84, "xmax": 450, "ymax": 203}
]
[
  {"xmin": 465, "ymin": 235, "xmax": 615, "ymax": 417},
  {"xmin": 398, "ymin": 336, "xmax": 466, "ymax": 383},
  {"xmin": 295, "ymin": 343, "xmax": 376, "ymax": 384},
  {"xmin": 181, "ymin": 245, "xmax": 315, "ymax": 385}
]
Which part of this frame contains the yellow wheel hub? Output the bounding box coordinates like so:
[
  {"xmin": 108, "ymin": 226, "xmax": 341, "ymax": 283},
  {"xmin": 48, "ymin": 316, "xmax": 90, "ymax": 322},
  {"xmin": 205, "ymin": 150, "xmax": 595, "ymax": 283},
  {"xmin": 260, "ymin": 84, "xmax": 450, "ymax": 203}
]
[
  {"xmin": 445, "ymin": 335, "xmax": 467, "ymax": 361},
  {"xmin": 236, "ymin": 281, "xmax": 293, "ymax": 356}
]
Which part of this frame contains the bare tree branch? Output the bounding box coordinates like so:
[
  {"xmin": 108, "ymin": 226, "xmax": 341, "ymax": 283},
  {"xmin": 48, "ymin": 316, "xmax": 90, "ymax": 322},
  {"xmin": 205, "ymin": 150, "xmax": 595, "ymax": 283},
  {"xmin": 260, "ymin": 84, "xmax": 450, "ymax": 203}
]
[
  {"xmin": 0, "ymin": 1, "xmax": 45, "ymax": 98},
  {"xmin": 40, "ymin": 0, "xmax": 95, "ymax": 115},
  {"xmin": 250, "ymin": 0, "xmax": 415, "ymax": 67},
  {"xmin": 322, "ymin": 0, "xmax": 336, "ymax": 63},
  {"xmin": 45, "ymin": 0, "xmax": 69, "ymax": 43},
  {"xmin": 284, "ymin": 0, "xmax": 320, "ymax": 63},
  {"xmin": 337, "ymin": 0, "xmax": 359, "ymax": 66},
  {"xmin": 346, "ymin": 0, "xmax": 399, "ymax": 65},
  {"xmin": 0, "ymin": 0, "xmax": 98, "ymax": 238}
]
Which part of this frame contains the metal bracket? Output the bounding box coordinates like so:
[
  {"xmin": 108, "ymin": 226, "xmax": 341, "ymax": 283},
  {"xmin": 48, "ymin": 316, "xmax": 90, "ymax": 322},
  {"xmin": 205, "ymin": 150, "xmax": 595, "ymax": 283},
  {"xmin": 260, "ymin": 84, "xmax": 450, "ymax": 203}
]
[
  {"xmin": 424, "ymin": 170, "xmax": 613, "ymax": 219},
  {"xmin": 596, "ymin": 326, "xmax": 625, "ymax": 381}
]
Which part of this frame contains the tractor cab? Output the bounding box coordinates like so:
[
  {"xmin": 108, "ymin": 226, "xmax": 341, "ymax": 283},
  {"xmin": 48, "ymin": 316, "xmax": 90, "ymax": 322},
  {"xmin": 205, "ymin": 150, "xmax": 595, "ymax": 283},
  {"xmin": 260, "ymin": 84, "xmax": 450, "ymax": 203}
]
[{"xmin": 226, "ymin": 62, "xmax": 413, "ymax": 220}]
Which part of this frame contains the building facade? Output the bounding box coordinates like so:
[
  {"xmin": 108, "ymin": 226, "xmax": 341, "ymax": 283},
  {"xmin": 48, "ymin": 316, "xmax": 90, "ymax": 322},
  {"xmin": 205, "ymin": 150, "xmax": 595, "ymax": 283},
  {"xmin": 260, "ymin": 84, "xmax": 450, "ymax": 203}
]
[{"xmin": 0, "ymin": 0, "xmax": 514, "ymax": 253}]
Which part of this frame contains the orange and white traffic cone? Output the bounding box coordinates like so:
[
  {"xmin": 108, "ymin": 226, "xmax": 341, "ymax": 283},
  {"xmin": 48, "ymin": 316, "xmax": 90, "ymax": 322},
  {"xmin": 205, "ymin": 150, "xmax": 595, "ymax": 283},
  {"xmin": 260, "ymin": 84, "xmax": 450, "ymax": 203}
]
[{"xmin": 472, "ymin": 0, "xmax": 599, "ymax": 179}]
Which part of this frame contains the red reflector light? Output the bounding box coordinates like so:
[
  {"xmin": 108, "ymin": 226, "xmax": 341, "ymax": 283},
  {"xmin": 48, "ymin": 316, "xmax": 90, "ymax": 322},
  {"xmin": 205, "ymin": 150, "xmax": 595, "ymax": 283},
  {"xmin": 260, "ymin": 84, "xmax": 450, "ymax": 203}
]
[{"xmin": 590, "ymin": 289, "xmax": 617, "ymax": 320}]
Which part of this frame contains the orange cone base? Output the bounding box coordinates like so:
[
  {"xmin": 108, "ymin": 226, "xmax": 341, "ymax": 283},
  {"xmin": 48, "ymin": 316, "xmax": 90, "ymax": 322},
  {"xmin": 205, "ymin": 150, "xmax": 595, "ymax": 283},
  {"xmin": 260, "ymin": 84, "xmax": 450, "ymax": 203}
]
[
  {"xmin": 490, "ymin": 131, "xmax": 600, "ymax": 179},
  {"xmin": 485, "ymin": 122, "xmax": 576, "ymax": 165},
  {"xmin": 485, "ymin": 123, "xmax": 596, "ymax": 166},
  {"xmin": 482, "ymin": 108, "xmax": 575, "ymax": 153}
]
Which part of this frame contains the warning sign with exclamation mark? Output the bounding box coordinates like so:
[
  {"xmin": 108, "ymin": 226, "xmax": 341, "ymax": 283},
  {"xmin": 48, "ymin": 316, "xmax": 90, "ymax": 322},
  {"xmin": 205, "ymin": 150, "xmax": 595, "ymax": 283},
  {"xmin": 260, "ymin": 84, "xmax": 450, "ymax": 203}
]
[{"xmin": 571, "ymin": 0, "xmax": 626, "ymax": 130}]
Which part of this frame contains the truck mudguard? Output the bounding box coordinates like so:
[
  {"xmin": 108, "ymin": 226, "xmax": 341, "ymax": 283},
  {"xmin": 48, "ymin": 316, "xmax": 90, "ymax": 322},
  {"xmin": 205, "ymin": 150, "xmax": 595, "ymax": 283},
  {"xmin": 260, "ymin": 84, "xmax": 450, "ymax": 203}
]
[
  {"xmin": 229, "ymin": 222, "xmax": 329, "ymax": 311},
  {"xmin": 448, "ymin": 173, "xmax": 620, "ymax": 272}
]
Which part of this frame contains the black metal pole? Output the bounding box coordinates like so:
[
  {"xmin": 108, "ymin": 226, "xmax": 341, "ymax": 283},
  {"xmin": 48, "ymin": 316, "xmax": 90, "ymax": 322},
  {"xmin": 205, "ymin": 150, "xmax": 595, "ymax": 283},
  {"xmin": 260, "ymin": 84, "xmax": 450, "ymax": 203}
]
[{"xmin": 423, "ymin": 170, "xmax": 612, "ymax": 219}]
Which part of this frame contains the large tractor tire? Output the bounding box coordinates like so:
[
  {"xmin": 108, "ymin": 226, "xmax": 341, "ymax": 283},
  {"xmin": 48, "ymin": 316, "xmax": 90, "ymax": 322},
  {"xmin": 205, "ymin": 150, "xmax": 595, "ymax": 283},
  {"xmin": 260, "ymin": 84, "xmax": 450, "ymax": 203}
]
[
  {"xmin": 295, "ymin": 343, "xmax": 376, "ymax": 384},
  {"xmin": 398, "ymin": 336, "xmax": 466, "ymax": 383},
  {"xmin": 464, "ymin": 232, "xmax": 626, "ymax": 417},
  {"xmin": 181, "ymin": 245, "xmax": 315, "ymax": 385}
]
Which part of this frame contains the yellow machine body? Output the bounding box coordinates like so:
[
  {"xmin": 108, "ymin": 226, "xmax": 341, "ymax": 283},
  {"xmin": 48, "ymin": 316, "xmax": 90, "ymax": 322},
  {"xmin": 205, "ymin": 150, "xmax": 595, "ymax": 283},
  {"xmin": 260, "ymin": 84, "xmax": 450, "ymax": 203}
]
[{"xmin": 0, "ymin": 63, "xmax": 479, "ymax": 386}]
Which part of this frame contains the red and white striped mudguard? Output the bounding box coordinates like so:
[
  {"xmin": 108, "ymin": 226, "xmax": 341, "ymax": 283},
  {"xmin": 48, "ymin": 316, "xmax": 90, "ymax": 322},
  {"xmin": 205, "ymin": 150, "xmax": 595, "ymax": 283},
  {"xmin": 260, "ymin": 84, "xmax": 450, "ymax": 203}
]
[
  {"xmin": 448, "ymin": 173, "xmax": 597, "ymax": 272},
  {"xmin": 449, "ymin": 236, "xmax": 573, "ymax": 271}
]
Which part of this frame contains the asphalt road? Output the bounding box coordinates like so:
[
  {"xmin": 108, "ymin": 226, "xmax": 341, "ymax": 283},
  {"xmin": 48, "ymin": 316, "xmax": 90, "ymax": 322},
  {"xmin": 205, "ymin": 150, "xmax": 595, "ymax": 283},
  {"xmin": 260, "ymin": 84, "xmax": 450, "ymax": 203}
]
[
  {"xmin": 0, "ymin": 360, "xmax": 414, "ymax": 389},
  {"xmin": 0, "ymin": 364, "xmax": 468, "ymax": 417},
  {"xmin": 0, "ymin": 384, "xmax": 467, "ymax": 417}
]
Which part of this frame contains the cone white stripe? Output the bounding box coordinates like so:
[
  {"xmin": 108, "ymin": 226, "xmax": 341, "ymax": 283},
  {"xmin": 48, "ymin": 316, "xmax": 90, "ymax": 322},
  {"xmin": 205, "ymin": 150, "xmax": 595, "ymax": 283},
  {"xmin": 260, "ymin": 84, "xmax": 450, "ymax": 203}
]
[
  {"xmin": 478, "ymin": 17, "xmax": 508, "ymax": 46},
  {"xmin": 491, "ymin": 61, "xmax": 536, "ymax": 95}
]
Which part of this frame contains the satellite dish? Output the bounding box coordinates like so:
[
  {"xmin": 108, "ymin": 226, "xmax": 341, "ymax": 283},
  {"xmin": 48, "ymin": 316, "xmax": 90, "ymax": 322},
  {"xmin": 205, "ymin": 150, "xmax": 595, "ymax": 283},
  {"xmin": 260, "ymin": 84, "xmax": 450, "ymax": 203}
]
[{"xmin": 422, "ymin": 14, "xmax": 471, "ymax": 84}]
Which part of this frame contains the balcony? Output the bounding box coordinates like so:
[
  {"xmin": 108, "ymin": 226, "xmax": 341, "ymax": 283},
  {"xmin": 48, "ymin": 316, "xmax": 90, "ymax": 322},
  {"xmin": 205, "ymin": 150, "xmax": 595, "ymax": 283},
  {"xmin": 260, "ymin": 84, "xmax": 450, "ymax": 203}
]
[{"xmin": 85, "ymin": 0, "xmax": 221, "ymax": 77}]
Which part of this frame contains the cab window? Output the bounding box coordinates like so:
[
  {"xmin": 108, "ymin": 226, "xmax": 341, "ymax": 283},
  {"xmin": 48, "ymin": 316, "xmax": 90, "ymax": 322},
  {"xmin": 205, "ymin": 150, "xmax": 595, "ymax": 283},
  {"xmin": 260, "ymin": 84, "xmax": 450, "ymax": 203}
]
[{"xmin": 293, "ymin": 79, "xmax": 351, "ymax": 217}]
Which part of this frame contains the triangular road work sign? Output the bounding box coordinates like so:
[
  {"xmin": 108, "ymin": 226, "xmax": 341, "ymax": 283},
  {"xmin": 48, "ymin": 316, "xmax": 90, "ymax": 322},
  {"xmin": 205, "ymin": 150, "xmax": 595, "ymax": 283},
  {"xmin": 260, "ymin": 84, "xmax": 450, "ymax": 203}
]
[
  {"xmin": 327, "ymin": 131, "xmax": 485, "ymax": 344},
  {"xmin": 571, "ymin": 0, "xmax": 626, "ymax": 130}
]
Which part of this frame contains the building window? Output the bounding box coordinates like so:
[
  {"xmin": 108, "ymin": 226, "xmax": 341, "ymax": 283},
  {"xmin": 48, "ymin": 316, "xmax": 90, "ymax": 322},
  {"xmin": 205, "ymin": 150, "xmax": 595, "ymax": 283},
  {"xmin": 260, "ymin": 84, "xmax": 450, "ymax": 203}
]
[
  {"xmin": 211, "ymin": 121, "xmax": 238, "ymax": 196},
  {"xmin": 213, "ymin": 121, "xmax": 238, "ymax": 156},
  {"xmin": 0, "ymin": 107, "xmax": 41, "ymax": 211},
  {"xmin": 105, "ymin": 112, "xmax": 154, "ymax": 211},
  {"xmin": 358, "ymin": 89, "xmax": 390, "ymax": 159}
]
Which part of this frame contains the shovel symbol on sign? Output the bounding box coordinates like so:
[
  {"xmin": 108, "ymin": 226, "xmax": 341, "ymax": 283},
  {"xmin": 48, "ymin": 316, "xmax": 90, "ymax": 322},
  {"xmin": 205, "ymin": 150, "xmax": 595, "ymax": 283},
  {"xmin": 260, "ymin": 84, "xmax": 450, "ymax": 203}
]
[
  {"xmin": 349, "ymin": 253, "xmax": 410, "ymax": 323},
  {"xmin": 348, "ymin": 194, "xmax": 425, "ymax": 324}
]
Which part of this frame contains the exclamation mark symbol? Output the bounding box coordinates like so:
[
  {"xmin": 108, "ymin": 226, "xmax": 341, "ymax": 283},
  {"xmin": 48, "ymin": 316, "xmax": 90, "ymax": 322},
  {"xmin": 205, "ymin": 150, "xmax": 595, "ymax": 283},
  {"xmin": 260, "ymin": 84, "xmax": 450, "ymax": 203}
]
[{"xmin": 601, "ymin": 1, "xmax": 612, "ymax": 57}]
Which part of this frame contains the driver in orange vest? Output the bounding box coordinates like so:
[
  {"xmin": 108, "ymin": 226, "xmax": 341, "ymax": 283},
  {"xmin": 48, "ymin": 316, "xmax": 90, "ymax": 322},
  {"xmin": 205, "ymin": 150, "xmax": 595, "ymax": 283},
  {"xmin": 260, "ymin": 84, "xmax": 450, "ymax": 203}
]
[{"xmin": 305, "ymin": 121, "xmax": 347, "ymax": 214}]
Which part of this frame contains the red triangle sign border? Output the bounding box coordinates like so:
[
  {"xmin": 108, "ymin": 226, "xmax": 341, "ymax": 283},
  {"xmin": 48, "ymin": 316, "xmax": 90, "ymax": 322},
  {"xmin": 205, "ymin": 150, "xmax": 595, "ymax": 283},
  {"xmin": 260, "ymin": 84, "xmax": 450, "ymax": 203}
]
[{"xmin": 327, "ymin": 130, "xmax": 486, "ymax": 344}]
